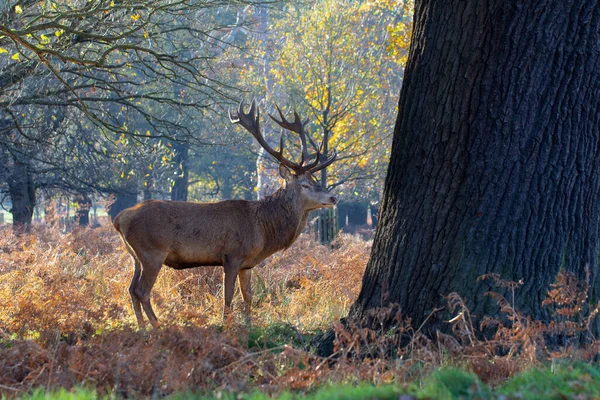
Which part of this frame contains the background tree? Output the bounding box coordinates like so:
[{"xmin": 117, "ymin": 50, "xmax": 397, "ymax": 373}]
[
  {"xmin": 266, "ymin": 0, "xmax": 408, "ymax": 202},
  {"xmin": 0, "ymin": 0, "xmax": 413, "ymax": 229},
  {"xmin": 348, "ymin": 0, "xmax": 600, "ymax": 339},
  {"xmin": 220, "ymin": 0, "xmax": 412, "ymax": 210},
  {"xmin": 0, "ymin": 0, "xmax": 254, "ymax": 226},
  {"xmin": 188, "ymin": 141, "xmax": 257, "ymax": 201}
]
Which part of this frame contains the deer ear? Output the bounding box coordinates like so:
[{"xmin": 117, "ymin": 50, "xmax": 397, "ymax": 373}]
[{"xmin": 279, "ymin": 164, "xmax": 293, "ymax": 181}]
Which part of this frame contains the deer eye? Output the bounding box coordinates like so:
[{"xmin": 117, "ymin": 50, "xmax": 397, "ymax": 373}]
[{"xmin": 301, "ymin": 183, "xmax": 311, "ymax": 189}]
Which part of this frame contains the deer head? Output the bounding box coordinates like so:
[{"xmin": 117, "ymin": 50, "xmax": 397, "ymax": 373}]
[{"xmin": 229, "ymin": 99, "xmax": 337, "ymax": 209}]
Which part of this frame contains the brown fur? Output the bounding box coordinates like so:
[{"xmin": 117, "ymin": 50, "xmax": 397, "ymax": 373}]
[{"xmin": 114, "ymin": 169, "xmax": 335, "ymax": 328}]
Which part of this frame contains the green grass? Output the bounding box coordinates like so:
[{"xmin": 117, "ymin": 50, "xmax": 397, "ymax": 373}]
[
  {"xmin": 247, "ymin": 322, "xmax": 310, "ymax": 350},
  {"xmin": 16, "ymin": 362, "xmax": 600, "ymax": 399},
  {"xmin": 497, "ymin": 361, "xmax": 600, "ymax": 399},
  {"xmin": 169, "ymin": 384, "xmax": 403, "ymax": 400},
  {"xmin": 20, "ymin": 388, "xmax": 102, "ymax": 400},
  {"xmin": 18, "ymin": 385, "xmax": 402, "ymax": 400},
  {"xmin": 417, "ymin": 367, "xmax": 490, "ymax": 399}
]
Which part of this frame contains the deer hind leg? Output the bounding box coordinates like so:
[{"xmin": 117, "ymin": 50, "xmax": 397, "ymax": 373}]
[
  {"xmin": 238, "ymin": 268, "xmax": 253, "ymax": 324},
  {"xmin": 222, "ymin": 257, "xmax": 242, "ymax": 322},
  {"xmin": 128, "ymin": 259, "xmax": 145, "ymax": 328},
  {"xmin": 121, "ymin": 241, "xmax": 145, "ymax": 329},
  {"xmin": 135, "ymin": 251, "xmax": 166, "ymax": 329}
]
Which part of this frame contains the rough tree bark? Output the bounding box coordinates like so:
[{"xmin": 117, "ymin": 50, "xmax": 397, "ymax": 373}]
[{"xmin": 350, "ymin": 1, "xmax": 600, "ymax": 335}]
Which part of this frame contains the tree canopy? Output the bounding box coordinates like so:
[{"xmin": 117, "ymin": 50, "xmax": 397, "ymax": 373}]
[{"xmin": 0, "ymin": 0, "xmax": 411, "ymax": 226}]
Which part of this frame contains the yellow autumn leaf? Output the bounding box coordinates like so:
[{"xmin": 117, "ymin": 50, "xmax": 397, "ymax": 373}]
[
  {"xmin": 0, "ymin": 48, "xmax": 7, "ymax": 54},
  {"xmin": 11, "ymin": 53, "xmax": 20, "ymax": 61},
  {"xmin": 143, "ymin": 31, "xmax": 148, "ymax": 39},
  {"xmin": 131, "ymin": 14, "xmax": 140, "ymax": 21},
  {"xmin": 14, "ymin": 5, "xmax": 22, "ymax": 13}
]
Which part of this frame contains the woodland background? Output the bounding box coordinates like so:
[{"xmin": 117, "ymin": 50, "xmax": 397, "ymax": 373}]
[
  {"xmin": 0, "ymin": 0, "xmax": 411, "ymax": 228},
  {"xmin": 2, "ymin": 1, "xmax": 600, "ymax": 399}
]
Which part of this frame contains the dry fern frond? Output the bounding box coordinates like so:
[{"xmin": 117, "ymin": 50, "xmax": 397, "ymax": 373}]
[{"xmin": 478, "ymin": 273, "xmax": 524, "ymax": 290}]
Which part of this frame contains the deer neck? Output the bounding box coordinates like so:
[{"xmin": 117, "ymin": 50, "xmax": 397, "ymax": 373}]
[{"xmin": 256, "ymin": 187, "xmax": 308, "ymax": 252}]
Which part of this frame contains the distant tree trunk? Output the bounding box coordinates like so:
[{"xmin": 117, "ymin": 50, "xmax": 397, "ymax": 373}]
[
  {"xmin": 143, "ymin": 186, "xmax": 152, "ymax": 201},
  {"xmin": 108, "ymin": 192, "xmax": 137, "ymax": 221},
  {"xmin": 255, "ymin": 148, "xmax": 279, "ymax": 199},
  {"xmin": 319, "ymin": 137, "xmax": 329, "ymax": 186},
  {"xmin": 369, "ymin": 204, "xmax": 379, "ymax": 228},
  {"xmin": 256, "ymin": 7, "xmax": 278, "ymax": 201},
  {"xmin": 76, "ymin": 195, "xmax": 91, "ymax": 226},
  {"xmin": 170, "ymin": 141, "xmax": 189, "ymax": 201},
  {"xmin": 349, "ymin": 0, "xmax": 600, "ymax": 336},
  {"xmin": 8, "ymin": 159, "xmax": 36, "ymax": 229},
  {"xmin": 44, "ymin": 202, "xmax": 56, "ymax": 226},
  {"xmin": 221, "ymin": 178, "xmax": 233, "ymax": 200},
  {"xmin": 143, "ymin": 169, "xmax": 153, "ymax": 201},
  {"xmin": 319, "ymin": 116, "xmax": 331, "ymax": 187}
]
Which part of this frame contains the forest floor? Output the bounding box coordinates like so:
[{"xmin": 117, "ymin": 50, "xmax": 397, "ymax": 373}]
[{"xmin": 1, "ymin": 223, "xmax": 599, "ymax": 399}]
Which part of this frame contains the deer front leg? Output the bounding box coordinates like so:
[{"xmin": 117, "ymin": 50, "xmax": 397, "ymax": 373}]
[
  {"xmin": 238, "ymin": 268, "xmax": 253, "ymax": 325},
  {"xmin": 222, "ymin": 258, "xmax": 241, "ymax": 322}
]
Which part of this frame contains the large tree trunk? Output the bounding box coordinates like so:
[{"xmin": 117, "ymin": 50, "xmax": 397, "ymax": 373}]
[
  {"xmin": 170, "ymin": 141, "xmax": 189, "ymax": 201},
  {"xmin": 351, "ymin": 0, "xmax": 600, "ymax": 335},
  {"xmin": 8, "ymin": 159, "xmax": 36, "ymax": 229}
]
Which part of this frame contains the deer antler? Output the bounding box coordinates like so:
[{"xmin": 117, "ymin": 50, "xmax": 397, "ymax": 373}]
[
  {"xmin": 229, "ymin": 99, "xmax": 297, "ymax": 171},
  {"xmin": 307, "ymin": 148, "xmax": 337, "ymax": 173},
  {"xmin": 268, "ymin": 105, "xmax": 337, "ymax": 173},
  {"xmin": 230, "ymin": 99, "xmax": 337, "ymax": 174},
  {"xmin": 268, "ymin": 105, "xmax": 312, "ymax": 166}
]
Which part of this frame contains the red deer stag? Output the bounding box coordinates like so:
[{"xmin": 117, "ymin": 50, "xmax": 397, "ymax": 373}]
[{"xmin": 113, "ymin": 99, "xmax": 337, "ymax": 328}]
